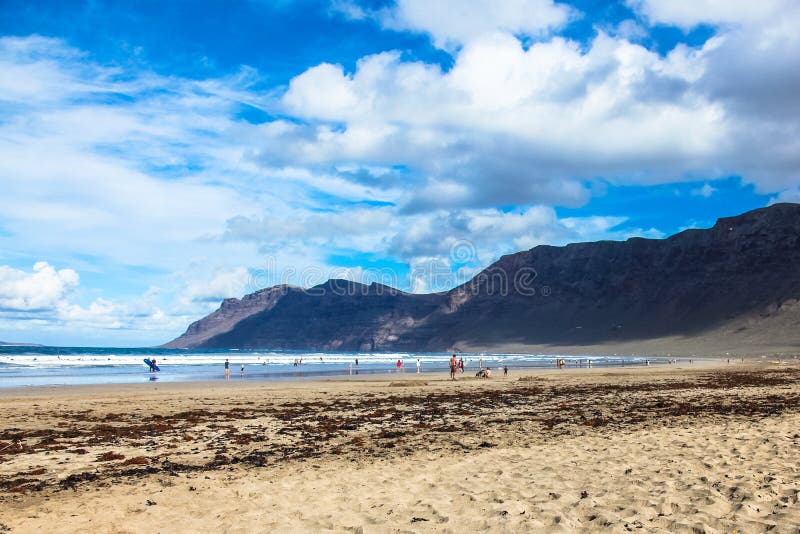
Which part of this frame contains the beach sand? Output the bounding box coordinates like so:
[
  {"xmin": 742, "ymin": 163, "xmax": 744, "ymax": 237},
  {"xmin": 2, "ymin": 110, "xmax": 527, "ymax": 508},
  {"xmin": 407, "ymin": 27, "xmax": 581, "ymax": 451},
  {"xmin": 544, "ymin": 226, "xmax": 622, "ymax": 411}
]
[{"xmin": 1, "ymin": 361, "xmax": 799, "ymax": 532}]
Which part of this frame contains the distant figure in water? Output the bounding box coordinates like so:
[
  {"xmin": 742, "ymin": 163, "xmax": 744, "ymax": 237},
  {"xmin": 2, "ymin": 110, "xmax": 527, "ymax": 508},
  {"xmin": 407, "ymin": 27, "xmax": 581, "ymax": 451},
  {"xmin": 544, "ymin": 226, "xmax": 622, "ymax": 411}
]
[
  {"xmin": 450, "ymin": 354, "xmax": 457, "ymax": 380},
  {"xmin": 240, "ymin": 363, "xmax": 245, "ymax": 376},
  {"xmin": 150, "ymin": 358, "xmax": 157, "ymax": 373},
  {"xmin": 355, "ymin": 358, "xmax": 359, "ymax": 367},
  {"xmin": 479, "ymin": 357, "xmax": 483, "ymax": 370},
  {"xmin": 396, "ymin": 359, "xmax": 403, "ymax": 372},
  {"xmin": 458, "ymin": 358, "xmax": 464, "ymax": 373},
  {"xmin": 416, "ymin": 358, "xmax": 421, "ymax": 373},
  {"xmin": 224, "ymin": 358, "xmax": 230, "ymax": 380}
]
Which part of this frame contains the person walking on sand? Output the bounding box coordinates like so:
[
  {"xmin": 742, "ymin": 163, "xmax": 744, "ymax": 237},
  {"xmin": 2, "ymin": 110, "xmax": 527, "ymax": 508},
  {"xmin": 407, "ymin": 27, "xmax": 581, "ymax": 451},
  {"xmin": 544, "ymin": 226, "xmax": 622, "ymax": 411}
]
[
  {"xmin": 450, "ymin": 354, "xmax": 457, "ymax": 380},
  {"xmin": 224, "ymin": 358, "xmax": 230, "ymax": 380}
]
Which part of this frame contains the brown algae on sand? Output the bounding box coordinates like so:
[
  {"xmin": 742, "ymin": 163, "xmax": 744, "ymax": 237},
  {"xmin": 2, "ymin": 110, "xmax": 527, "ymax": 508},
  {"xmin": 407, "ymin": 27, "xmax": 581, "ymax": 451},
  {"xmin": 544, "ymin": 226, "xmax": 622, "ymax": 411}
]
[{"xmin": 0, "ymin": 363, "xmax": 799, "ymax": 532}]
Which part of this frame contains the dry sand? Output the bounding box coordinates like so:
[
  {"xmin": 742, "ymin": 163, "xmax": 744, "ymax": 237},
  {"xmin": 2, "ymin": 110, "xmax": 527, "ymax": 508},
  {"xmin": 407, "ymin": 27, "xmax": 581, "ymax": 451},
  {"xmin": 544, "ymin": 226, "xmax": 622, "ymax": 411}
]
[{"xmin": 1, "ymin": 361, "xmax": 799, "ymax": 533}]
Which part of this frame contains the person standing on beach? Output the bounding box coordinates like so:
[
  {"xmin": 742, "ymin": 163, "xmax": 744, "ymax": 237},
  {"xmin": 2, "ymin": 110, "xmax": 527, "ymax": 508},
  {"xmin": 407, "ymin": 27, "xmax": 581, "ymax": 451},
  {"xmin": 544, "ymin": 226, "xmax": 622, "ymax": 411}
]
[
  {"xmin": 416, "ymin": 358, "xmax": 421, "ymax": 373},
  {"xmin": 450, "ymin": 354, "xmax": 457, "ymax": 380},
  {"xmin": 224, "ymin": 358, "xmax": 230, "ymax": 380},
  {"xmin": 458, "ymin": 358, "xmax": 464, "ymax": 373}
]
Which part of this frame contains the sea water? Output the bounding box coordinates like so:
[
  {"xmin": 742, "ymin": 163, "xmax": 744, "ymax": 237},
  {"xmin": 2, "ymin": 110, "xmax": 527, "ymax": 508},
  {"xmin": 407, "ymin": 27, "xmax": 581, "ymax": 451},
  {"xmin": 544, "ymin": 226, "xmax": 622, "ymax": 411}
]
[{"xmin": 0, "ymin": 346, "xmax": 663, "ymax": 389}]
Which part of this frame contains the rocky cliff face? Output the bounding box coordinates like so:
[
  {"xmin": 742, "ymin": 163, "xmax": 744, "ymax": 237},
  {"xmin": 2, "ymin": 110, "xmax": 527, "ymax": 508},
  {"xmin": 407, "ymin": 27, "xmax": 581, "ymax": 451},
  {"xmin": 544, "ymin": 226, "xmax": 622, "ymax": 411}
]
[
  {"xmin": 196, "ymin": 280, "xmax": 445, "ymax": 351},
  {"xmin": 162, "ymin": 285, "xmax": 300, "ymax": 348},
  {"xmin": 164, "ymin": 204, "xmax": 800, "ymax": 352},
  {"xmin": 425, "ymin": 203, "xmax": 800, "ymax": 348}
]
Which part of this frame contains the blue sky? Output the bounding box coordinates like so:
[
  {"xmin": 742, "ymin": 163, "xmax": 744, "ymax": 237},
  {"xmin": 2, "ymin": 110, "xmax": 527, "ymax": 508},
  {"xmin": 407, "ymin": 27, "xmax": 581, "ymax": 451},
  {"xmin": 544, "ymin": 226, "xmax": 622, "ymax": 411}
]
[{"xmin": 0, "ymin": 0, "xmax": 799, "ymax": 346}]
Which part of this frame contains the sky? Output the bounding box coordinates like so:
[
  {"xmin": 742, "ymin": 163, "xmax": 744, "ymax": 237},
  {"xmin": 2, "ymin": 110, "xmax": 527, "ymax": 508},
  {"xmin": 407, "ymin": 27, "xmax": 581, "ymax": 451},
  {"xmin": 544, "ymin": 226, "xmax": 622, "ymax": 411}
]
[{"xmin": 0, "ymin": 0, "xmax": 798, "ymax": 346}]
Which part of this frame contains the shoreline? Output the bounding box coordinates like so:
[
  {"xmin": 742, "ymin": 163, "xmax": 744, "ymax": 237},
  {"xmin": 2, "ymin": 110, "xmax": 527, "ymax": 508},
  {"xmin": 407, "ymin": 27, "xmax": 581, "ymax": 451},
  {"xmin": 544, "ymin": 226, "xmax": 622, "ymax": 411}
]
[
  {"xmin": 2, "ymin": 360, "xmax": 799, "ymax": 532},
  {"xmin": 0, "ymin": 357, "xmax": 726, "ymax": 397}
]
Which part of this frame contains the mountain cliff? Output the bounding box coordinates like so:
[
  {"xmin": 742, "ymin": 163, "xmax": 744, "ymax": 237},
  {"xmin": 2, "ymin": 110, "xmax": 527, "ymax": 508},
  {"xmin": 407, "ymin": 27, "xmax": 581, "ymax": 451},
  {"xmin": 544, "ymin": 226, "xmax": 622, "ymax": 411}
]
[{"xmin": 164, "ymin": 203, "xmax": 800, "ymax": 354}]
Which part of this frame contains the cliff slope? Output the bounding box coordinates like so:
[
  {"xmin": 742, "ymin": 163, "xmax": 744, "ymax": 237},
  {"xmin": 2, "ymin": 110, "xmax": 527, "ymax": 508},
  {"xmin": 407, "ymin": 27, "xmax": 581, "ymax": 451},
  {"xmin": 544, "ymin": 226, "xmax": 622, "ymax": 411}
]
[{"xmin": 165, "ymin": 204, "xmax": 800, "ymax": 353}]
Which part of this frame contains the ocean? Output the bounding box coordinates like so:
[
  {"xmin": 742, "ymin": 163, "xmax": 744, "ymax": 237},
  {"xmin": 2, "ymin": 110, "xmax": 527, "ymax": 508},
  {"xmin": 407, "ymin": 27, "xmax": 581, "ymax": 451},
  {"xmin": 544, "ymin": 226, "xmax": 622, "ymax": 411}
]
[{"xmin": 0, "ymin": 346, "xmax": 661, "ymax": 388}]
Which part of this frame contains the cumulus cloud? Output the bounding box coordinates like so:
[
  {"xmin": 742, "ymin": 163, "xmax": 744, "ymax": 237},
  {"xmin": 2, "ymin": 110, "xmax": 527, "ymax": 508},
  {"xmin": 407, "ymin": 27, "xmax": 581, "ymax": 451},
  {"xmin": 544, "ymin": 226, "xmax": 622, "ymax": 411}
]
[
  {"xmin": 627, "ymin": 0, "xmax": 787, "ymax": 29},
  {"xmin": 0, "ymin": 261, "xmax": 253, "ymax": 344},
  {"xmin": 0, "ymin": 262, "xmax": 79, "ymax": 311},
  {"xmin": 0, "ymin": 262, "xmax": 158, "ymax": 331},
  {"xmin": 279, "ymin": 0, "xmax": 800, "ymax": 206},
  {"xmin": 276, "ymin": 32, "xmax": 726, "ymax": 211},
  {"xmin": 180, "ymin": 267, "xmax": 252, "ymax": 305},
  {"xmin": 378, "ymin": 0, "xmax": 574, "ymax": 50}
]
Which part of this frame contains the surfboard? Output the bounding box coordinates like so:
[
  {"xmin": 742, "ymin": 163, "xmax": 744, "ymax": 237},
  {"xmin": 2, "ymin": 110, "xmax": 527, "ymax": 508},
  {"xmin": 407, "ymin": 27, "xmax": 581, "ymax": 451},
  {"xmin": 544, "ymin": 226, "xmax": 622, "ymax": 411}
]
[{"xmin": 143, "ymin": 358, "xmax": 161, "ymax": 372}]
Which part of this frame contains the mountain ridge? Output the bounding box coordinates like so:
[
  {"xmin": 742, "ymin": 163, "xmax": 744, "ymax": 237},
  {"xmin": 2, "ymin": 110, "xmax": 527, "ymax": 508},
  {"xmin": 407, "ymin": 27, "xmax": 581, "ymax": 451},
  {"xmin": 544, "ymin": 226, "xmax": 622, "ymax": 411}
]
[{"xmin": 164, "ymin": 203, "xmax": 800, "ymax": 354}]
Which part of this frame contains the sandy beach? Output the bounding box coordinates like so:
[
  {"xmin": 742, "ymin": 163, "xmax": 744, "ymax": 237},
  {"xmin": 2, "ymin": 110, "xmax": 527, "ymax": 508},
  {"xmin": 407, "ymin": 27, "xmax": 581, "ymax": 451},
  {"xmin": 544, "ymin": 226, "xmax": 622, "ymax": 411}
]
[{"xmin": 1, "ymin": 361, "xmax": 799, "ymax": 533}]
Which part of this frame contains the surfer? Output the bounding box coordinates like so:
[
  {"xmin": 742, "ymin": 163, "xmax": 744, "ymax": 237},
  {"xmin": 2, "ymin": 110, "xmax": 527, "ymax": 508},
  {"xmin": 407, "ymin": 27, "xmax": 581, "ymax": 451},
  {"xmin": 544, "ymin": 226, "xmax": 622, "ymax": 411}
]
[
  {"xmin": 224, "ymin": 359, "xmax": 230, "ymax": 379},
  {"xmin": 150, "ymin": 358, "xmax": 157, "ymax": 373}
]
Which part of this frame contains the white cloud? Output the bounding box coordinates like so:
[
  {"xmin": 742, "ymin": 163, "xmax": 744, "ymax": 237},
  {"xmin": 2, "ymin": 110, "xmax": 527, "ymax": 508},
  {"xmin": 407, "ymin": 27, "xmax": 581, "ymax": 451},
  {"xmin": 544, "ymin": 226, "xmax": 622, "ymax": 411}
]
[
  {"xmin": 0, "ymin": 262, "xmax": 79, "ymax": 311},
  {"xmin": 690, "ymin": 183, "xmax": 717, "ymax": 197},
  {"xmin": 612, "ymin": 19, "xmax": 648, "ymax": 41},
  {"xmin": 0, "ymin": 261, "xmax": 254, "ymax": 344},
  {"xmin": 278, "ymin": 2, "xmax": 800, "ymax": 205},
  {"xmin": 277, "ymin": 31, "xmax": 727, "ymax": 210},
  {"xmin": 378, "ymin": 0, "xmax": 573, "ymax": 50},
  {"xmin": 769, "ymin": 188, "xmax": 800, "ymax": 205},
  {"xmin": 180, "ymin": 267, "xmax": 252, "ymax": 305},
  {"xmin": 329, "ymin": 0, "xmax": 368, "ymax": 21},
  {"xmin": 627, "ymin": 0, "xmax": 787, "ymax": 29},
  {"xmin": 284, "ymin": 62, "xmax": 362, "ymax": 119},
  {"xmin": 0, "ymin": 36, "xmax": 274, "ymax": 273}
]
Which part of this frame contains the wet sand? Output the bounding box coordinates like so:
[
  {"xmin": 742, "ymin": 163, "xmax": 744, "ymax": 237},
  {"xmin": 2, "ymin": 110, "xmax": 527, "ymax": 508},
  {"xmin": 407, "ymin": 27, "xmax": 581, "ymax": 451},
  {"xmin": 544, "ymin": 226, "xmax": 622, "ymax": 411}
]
[{"xmin": 1, "ymin": 361, "xmax": 799, "ymax": 532}]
